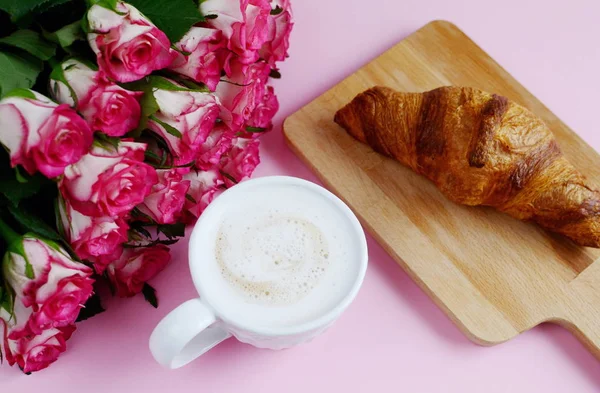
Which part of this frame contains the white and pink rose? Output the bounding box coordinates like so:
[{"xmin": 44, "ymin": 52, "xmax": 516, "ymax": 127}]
[
  {"xmin": 201, "ymin": 0, "xmax": 272, "ymax": 74},
  {"xmin": 260, "ymin": 0, "xmax": 293, "ymax": 65},
  {"xmin": 2, "ymin": 235, "xmax": 94, "ymax": 336},
  {"xmin": 50, "ymin": 59, "xmax": 142, "ymax": 137},
  {"xmin": 87, "ymin": 2, "xmax": 177, "ymax": 82},
  {"xmin": 58, "ymin": 197, "xmax": 129, "ymax": 270},
  {"xmin": 220, "ymin": 138, "xmax": 260, "ymax": 186},
  {"xmin": 182, "ymin": 168, "xmax": 224, "ymax": 222},
  {"xmin": 1, "ymin": 321, "xmax": 75, "ymax": 374},
  {"xmin": 147, "ymin": 84, "xmax": 221, "ymax": 165},
  {"xmin": 195, "ymin": 124, "xmax": 234, "ymax": 170},
  {"xmin": 137, "ymin": 168, "xmax": 191, "ymax": 224},
  {"xmin": 60, "ymin": 141, "xmax": 158, "ymax": 218},
  {"xmin": 215, "ymin": 61, "xmax": 273, "ymax": 130},
  {"xmin": 0, "ymin": 91, "xmax": 93, "ymax": 178},
  {"xmin": 106, "ymin": 246, "xmax": 171, "ymax": 297},
  {"xmin": 170, "ymin": 27, "xmax": 226, "ymax": 92}
]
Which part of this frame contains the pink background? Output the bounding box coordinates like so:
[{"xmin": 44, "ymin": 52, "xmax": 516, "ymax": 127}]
[{"xmin": 2, "ymin": 0, "xmax": 600, "ymax": 391}]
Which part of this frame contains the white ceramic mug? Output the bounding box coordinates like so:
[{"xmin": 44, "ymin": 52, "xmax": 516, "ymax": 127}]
[{"xmin": 149, "ymin": 176, "xmax": 368, "ymax": 369}]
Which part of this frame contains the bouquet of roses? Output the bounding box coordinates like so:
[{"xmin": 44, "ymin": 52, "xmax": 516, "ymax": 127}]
[{"xmin": 0, "ymin": 0, "xmax": 292, "ymax": 373}]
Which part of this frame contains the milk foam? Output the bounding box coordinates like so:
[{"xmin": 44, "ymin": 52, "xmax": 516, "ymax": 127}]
[{"xmin": 195, "ymin": 181, "xmax": 363, "ymax": 329}]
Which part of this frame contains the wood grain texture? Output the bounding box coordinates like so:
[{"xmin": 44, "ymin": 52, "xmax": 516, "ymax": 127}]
[{"xmin": 283, "ymin": 20, "xmax": 600, "ymax": 358}]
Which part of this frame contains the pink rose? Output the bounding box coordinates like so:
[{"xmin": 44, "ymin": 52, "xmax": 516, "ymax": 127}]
[
  {"xmin": 106, "ymin": 246, "xmax": 171, "ymax": 297},
  {"xmin": 169, "ymin": 27, "xmax": 226, "ymax": 91},
  {"xmin": 260, "ymin": 0, "xmax": 293, "ymax": 65},
  {"xmin": 50, "ymin": 59, "xmax": 143, "ymax": 137},
  {"xmin": 247, "ymin": 85, "xmax": 279, "ymax": 131},
  {"xmin": 147, "ymin": 85, "xmax": 221, "ymax": 165},
  {"xmin": 220, "ymin": 138, "xmax": 261, "ymax": 186},
  {"xmin": 1, "ymin": 322, "xmax": 75, "ymax": 374},
  {"xmin": 182, "ymin": 168, "xmax": 224, "ymax": 222},
  {"xmin": 2, "ymin": 235, "xmax": 94, "ymax": 335},
  {"xmin": 58, "ymin": 196, "xmax": 129, "ymax": 264},
  {"xmin": 215, "ymin": 61, "xmax": 271, "ymax": 129},
  {"xmin": 0, "ymin": 91, "xmax": 93, "ymax": 178},
  {"xmin": 137, "ymin": 168, "xmax": 191, "ymax": 224},
  {"xmin": 87, "ymin": 2, "xmax": 177, "ymax": 82},
  {"xmin": 201, "ymin": 0, "xmax": 271, "ymax": 73},
  {"xmin": 81, "ymin": 83, "xmax": 142, "ymax": 136},
  {"xmin": 196, "ymin": 124, "xmax": 234, "ymax": 170},
  {"xmin": 89, "ymin": 247, "xmax": 125, "ymax": 274},
  {"xmin": 60, "ymin": 141, "xmax": 158, "ymax": 217}
]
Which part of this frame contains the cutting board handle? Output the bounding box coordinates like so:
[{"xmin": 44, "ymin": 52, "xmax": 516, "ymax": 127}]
[
  {"xmin": 560, "ymin": 315, "xmax": 600, "ymax": 360},
  {"xmin": 566, "ymin": 260, "xmax": 600, "ymax": 358}
]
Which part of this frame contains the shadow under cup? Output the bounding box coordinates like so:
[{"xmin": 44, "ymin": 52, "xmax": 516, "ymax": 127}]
[{"xmin": 150, "ymin": 176, "xmax": 368, "ymax": 369}]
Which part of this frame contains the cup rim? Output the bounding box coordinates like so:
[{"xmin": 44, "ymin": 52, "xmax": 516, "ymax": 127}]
[{"xmin": 188, "ymin": 175, "xmax": 368, "ymax": 337}]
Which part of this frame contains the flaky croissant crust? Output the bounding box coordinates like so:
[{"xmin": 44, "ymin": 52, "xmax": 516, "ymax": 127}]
[{"xmin": 335, "ymin": 86, "xmax": 600, "ymax": 247}]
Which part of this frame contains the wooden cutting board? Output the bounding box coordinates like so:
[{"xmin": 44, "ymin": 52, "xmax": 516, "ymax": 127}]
[{"xmin": 283, "ymin": 20, "xmax": 600, "ymax": 358}]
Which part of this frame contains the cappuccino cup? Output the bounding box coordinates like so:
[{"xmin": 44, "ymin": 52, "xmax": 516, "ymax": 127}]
[{"xmin": 149, "ymin": 176, "xmax": 368, "ymax": 369}]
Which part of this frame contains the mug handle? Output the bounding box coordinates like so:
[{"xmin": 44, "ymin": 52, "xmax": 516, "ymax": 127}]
[{"xmin": 149, "ymin": 298, "xmax": 232, "ymax": 369}]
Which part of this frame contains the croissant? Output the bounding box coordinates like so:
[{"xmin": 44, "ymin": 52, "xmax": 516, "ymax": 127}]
[{"xmin": 334, "ymin": 86, "xmax": 600, "ymax": 248}]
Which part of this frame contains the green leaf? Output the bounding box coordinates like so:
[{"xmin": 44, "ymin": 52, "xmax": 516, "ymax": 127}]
[
  {"xmin": 144, "ymin": 150, "xmax": 161, "ymax": 162},
  {"xmin": 129, "ymin": 224, "xmax": 152, "ymax": 239},
  {"xmin": 131, "ymin": 207, "xmax": 155, "ymax": 222},
  {"xmin": 0, "ymin": 51, "xmax": 42, "ymax": 98},
  {"xmin": 220, "ymin": 170, "xmax": 238, "ymax": 185},
  {"xmin": 128, "ymin": 0, "xmax": 204, "ymax": 43},
  {"xmin": 94, "ymin": 132, "xmax": 121, "ymax": 149},
  {"xmin": 269, "ymin": 69, "xmax": 282, "ymax": 79},
  {"xmin": 75, "ymin": 292, "xmax": 105, "ymax": 322},
  {"xmin": 122, "ymin": 75, "xmax": 208, "ymax": 93},
  {"xmin": 131, "ymin": 92, "xmax": 158, "ymax": 135},
  {"xmin": 0, "ymin": 0, "xmax": 66, "ymax": 21},
  {"xmin": 246, "ymin": 126, "xmax": 267, "ymax": 133},
  {"xmin": 14, "ymin": 166, "xmax": 29, "ymax": 183},
  {"xmin": 24, "ymin": 261, "xmax": 34, "ymax": 279},
  {"xmin": 270, "ymin": 5, "xmax": 283, "ymax": 15},
  {"xmin": 49, "ymin": 59, "xmax": 79, "ymax": 105},
  {"xmin": 205, "ymin": 14, "xmax": 217, "ymax": 20},
  {"xmin": 0, "ymin": 283, "xmax": 15, "ymax": 317},
  {"xmin": 3, "ymin": 88, "xmax": 36, "ymax": 99},
  {"xmin": 157, "ymin": 222, "xmax": 185, "ymax": 239},
  {"xmin": 88, "ymin": 0, "xmax": 118, "ymax": 11},
  {"xmin": 0, "ymin": 172, "xmax": 50, "ymax": 205},
  {"xmin": 7, "ymin": 203, "xmax": 62, "ymax": 241},
  {"xmin": 0, "ymin": 30, "xmax": 56, "ymax": 60},
  {"xmin": 149, "ymin": 115, "xmax": 182, "ymax": 138},
  {"xmin": 54, "ymin": 197, "xmax": 66, "ymax": 239},
  {"xmin": 42, "ymin": 20, "xmax": 84, "ymax": 48},
  {"xmin": 175, "ymin": 78, "xmax": 208, "ymax": 92},
  {"xmin": 142, "ymin": 283, "xmax": 158, "ymax": 308},
  {"xmin": 185, "ymin": 193, "xmax": 196, "ymax": 203}
]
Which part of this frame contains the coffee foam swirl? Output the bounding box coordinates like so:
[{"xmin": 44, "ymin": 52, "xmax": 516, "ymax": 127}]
[{"xmin": 216, "ymin": 215, "xmax": 330, "ymax": 306}]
